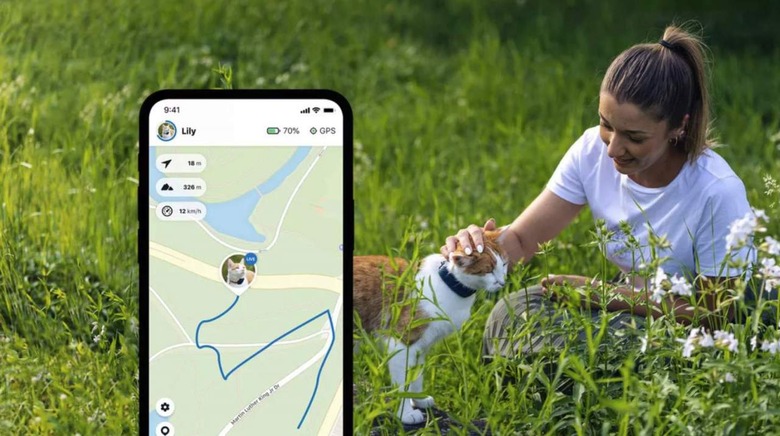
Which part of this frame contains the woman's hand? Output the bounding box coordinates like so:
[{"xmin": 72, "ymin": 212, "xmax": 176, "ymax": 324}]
[
  {"xmin": 541, "ymin": 274, "xmax": 600, "ymax": 304},
  {"xmin": 541, "ymin": 274, "xmax": 591, "ymax": 291},
  {"xmin": 440, "ymin": 218, "xmax": 496, "ymax": 257}
]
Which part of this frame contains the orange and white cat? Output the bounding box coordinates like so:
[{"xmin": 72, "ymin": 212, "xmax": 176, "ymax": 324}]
[
  {"xmin": 353, "ymin": 230, "xmax": 508, "ymax": 425},
  {"xmin": 227, "ymin": 258, "xmax": 255, "ymax": 286}
]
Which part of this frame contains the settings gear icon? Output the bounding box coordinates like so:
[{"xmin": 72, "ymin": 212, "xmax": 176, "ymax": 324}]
[{"xmin": 155, "ymin": 397, "xmax": 175, "ymax": 417}]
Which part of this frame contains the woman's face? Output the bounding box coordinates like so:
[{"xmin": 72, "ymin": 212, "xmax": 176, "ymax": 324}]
[{"xmin": 598, "ymin": 92, "xmax": 687, "ymax": 187}]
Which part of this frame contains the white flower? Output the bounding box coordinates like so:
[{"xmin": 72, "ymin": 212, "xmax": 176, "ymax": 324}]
[
  {"xmin": 699, "ymin": 332, "xmax": 715, "ymax": 348},
  {"xmin": 726, "ymin": 214, "xmax": 756, "ymax": 251},
  {"xmin": 640, "ymin": 335, "xmax": 648, "ymax": 353},
  {"xmin": 713, "ymin": 330, "xmax": 739, "ymax": 352},
  {"xmin": 92, "ymin": 325, "xmax": 106, "ymax": 344},
  {"xmin": 650, "ymin": 267, "xmax": 668, "ymax": 303},
  {"xmin": 650, "ymin": 287, "xmax": 665, "ymax": 304},
  {"xmin": 751, "ymin": 336, "xmax": 758, "ymax": 351},
  {"xmin": 678, "ymin": 327, "xmax": 700, "ymax": 358},
  {"xmin": 669, "ymin": 275, "xmax": 693, "ymax": 297},
  {"xmin": 725, "ymin": 209, "xmax": 769, "ymax": 251},
  {"xmin": 764, "ymin": 236, "xmax": 780, "ymax": 256},
  {"xmin": 720, "ymin": 372, "xmax": 736, "ymax": 383},
  {"xmin": 761, "ymin": 339, "xmax": 780, "ymax": 355},
  {"xmin": 760, "ymin": 258, "xmax": 780, "ymax": 294}
]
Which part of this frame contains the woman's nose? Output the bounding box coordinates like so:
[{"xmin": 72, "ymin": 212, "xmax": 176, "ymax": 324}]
[{"xmin": 605, "ymin": 134, "xmax": 624, "ymax": 158}]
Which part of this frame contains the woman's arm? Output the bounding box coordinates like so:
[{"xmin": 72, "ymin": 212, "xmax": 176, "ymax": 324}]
[
  {"xmin": 545, "ymin": 275, "xmax": 737, "ymax": 328},
  {"xmin": 502, "ymin": 189, "xmax": 584, "ymax": 267}
]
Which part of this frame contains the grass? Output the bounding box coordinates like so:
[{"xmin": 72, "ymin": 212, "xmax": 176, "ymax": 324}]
[{"xmin": 0, "ymin": 0, "xmax": 778, "ymax": 434}]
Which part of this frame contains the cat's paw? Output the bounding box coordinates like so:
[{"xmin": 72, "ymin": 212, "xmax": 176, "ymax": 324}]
[
  {"xmin": 400, "ymin": 408, "xmax": 426, "ymax": 425},
  {"xmin": 411, "ymin": 396, "xmax": 435, "ymax": 409}
]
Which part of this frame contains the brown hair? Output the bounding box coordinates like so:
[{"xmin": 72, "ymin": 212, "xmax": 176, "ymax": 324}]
[{"xmin": 600, "ymin": 23, "xmax": 714, "ymax": 162}]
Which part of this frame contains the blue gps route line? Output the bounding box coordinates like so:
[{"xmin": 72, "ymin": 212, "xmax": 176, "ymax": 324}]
[{"xmin": 194, "ymin": 295, "xmax": 337, "ymax": 429}]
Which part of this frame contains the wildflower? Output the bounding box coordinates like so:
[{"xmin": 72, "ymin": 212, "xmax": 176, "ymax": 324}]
[
  {"xmin": 679, "ymin": 327, "xmax": 700, "ymax": 358},
  {"xmin": 639, "ymin": 335, "xmax": 648, "ymax": 353},
  {"xmin": 720, "ymin": 372, "xmax": 736, "ymax": 383},
  {"xmin": 751, "ymin": 336, "xmax": 758, "ymax": 351},
  {"xmin": 699, "ymin": 331, "xmax": 715, "ymax": 348},
  {"xmin": 60, "ymin": 394, "xmax": 67, "ymax": 400},
  {"xmin": 725, "ymin": 209, "xmax": 767, "ymax": 251},
  {"xmin": 678, "ymin": 328, "xmax": 731, "ymax": 358},
  {"xmin": 759, "ymin": 258, "xmax": 780, "ymax": 294},
  {"xmin": 92, "ymin": 324, "xmax": 106, "ymax": 344},
  {"xmin": 669, "ymin": 275, "xmax": 693, "ymax": 297},
  {"xmin": 763, "ymin": 236, "xmax": 780, "ymax": 256},
  {"xmin": 650, "ymin": 267, "xmax": 668, "ymax": 303},
  {"xmin": 761, "ymin": 339, "xmax": 780, "ymax": 355},
  {"xmin": 713, "ymin": 330, "xmax": 739, "ymax": 352}
]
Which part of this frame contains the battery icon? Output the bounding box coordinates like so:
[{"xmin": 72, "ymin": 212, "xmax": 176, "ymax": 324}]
[{"xmin": 266, "ymin": 127, "xmax": 280, "ymax": 135}]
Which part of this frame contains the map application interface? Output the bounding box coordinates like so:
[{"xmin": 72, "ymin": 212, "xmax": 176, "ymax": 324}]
[{"xmin": 146, "ymin": 98, "xmax": 344, "ymax": 436}]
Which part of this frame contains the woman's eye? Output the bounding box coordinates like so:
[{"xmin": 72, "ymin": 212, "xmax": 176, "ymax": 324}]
[
  {"xmin": 600, "ymin": 122, "xmax": 613, "ymax": 130},
  {"xmin": 629, "ymin": 137, "xmax": 644, "ymax": 144}
]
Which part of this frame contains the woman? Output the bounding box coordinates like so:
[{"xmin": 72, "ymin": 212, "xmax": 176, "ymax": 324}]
[{"xmin": 441, "ymin": 24, "xmax": 761, "ymax": 360}]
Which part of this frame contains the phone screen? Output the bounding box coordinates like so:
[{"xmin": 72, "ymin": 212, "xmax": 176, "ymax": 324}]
[{"xmin": 139, "ymin": 91, "xmax": 351, "ymax": 436}]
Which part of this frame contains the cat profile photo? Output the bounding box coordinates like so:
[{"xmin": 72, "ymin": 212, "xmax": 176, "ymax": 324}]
[
  {"xmin": 221, "ymin": 254, "xmax": 256, "ymax": 288},
  {"xmin": 157, "ymin": 121, "xmax": 176, "ymax": 141}
]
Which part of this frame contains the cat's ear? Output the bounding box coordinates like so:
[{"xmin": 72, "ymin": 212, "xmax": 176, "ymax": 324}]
[
  {"xmin": 451, "ymin": 252, "xmax": 476, "ymax": 269},
  {"xmin": 228, "ymin": 258, "xmax": 235, "ymax": 267}
]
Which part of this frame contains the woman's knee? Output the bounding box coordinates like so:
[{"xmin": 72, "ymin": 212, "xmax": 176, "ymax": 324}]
[{"xmin": 486, "ymin": 285, "xmax": 546, "ymax": 329}]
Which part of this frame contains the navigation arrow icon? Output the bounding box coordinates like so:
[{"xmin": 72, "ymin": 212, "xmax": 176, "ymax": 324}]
[{"xmin": 162, "ymin": 159, "xmax": 172, "ymax": 168}]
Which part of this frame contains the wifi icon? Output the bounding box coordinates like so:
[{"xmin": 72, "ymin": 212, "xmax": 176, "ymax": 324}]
[{"xmin": 312, "ymin": 107, "xmax": 320, "ymax": 114}]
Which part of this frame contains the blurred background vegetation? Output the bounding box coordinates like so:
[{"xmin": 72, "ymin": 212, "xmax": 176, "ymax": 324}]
[{"xmin": 0, "ymin": 0, "xmax": 778, "ymax": 433}]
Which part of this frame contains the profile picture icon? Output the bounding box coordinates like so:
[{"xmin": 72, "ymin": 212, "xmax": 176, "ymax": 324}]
[
  {"xmin": 157, "ymin": 121, "xmax": 176, "ymax": 141},
  {"xmin": 221, "ymin": 253, "xmax": 257, "ymax": 288}
]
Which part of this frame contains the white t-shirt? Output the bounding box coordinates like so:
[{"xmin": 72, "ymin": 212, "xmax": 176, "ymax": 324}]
[{"xmin": 547, "ymin": 126, "xmax": 753, "ymax": 282}]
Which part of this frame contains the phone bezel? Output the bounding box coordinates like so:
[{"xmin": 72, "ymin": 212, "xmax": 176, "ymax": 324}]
[{"xmin": 138, "ymin": 89, "xmax": 353, "ymax": 435}]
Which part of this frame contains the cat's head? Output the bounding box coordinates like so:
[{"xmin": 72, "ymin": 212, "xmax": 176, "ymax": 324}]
[
  {"xmin": 227, "ymin": 258, "xmax": 246, "ymax": 282},
  {"xmin": 448, "ymin": 230, "xmax": 508, "ymax": 292}
]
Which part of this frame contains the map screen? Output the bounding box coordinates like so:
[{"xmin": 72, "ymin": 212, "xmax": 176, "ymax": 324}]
[{"xmin": 143, "ymin": 96, "xmax": 345, "ymax": 436}]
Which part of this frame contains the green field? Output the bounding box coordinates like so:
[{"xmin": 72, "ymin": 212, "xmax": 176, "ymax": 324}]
[{"xmin": 1, "ymin": 0, "xmax": 779, "ymax": 434}]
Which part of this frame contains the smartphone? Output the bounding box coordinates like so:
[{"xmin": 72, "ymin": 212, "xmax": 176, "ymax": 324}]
[{"xmin": 139, "ymin": 90, "xmax": 352, "ymax": 436}]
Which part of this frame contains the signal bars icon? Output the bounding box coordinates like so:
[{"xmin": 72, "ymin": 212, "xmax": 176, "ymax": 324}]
[{"xmin": 300, "ymin": 107, "xmax": 321, "ymax": 114}]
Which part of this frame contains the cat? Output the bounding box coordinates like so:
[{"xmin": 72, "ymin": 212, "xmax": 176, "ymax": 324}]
[
  {"xmin": 353, "ymin": 230, "xmax": 508, "ymax": 425},
  {"xmin": 227, "ymin": 258, "xmax": 255, "ymax": 286},
  {"xmin": 159, "ymin": 123, "xmax": 174, "ymax": 140}
]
